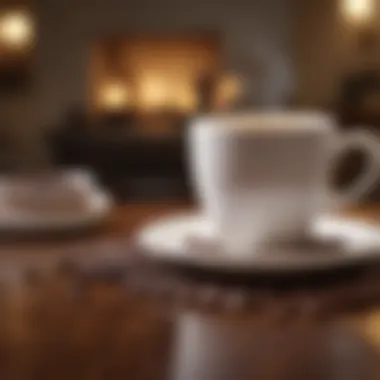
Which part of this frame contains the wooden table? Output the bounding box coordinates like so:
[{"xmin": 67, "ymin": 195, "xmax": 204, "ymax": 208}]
[
  {"xmin": 0, "ymin": 203, "xmax": 379, "ymax": 380},
  {"xmin": 0, "ymin": 202, "xmax": 190, "ymax": 283}
]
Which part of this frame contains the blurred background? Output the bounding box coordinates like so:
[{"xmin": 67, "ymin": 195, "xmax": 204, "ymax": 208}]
[{"xmin": 0, "ymin": 0, "xmax": 380, "ymax": 201}]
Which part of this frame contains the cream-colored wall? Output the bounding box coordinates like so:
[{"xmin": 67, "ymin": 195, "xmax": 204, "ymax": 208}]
[
  {"xmin": 293, "ymin": 0, "xmax": 340, "ymax": 106},
  {"xmin": 293, "ymin": 0, "xmax": 380, "ymax": 107}
]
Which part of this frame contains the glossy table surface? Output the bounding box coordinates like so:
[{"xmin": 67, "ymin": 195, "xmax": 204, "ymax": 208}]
[{"xmin": 0, "ymin": 203, "xmax": 379, "ymax": 380}]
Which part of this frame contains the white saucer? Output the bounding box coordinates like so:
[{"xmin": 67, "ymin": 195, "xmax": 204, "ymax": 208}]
[
  {"xmin": 0, "ymin": 191, "xmax": 112, "ymax": 235},
  {"xmin": 136, "ymin": 213, "xmax": 380, "ymax": 273}
]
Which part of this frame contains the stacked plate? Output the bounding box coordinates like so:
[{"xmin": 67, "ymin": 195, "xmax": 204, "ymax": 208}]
[{"xmin": 0, "ymin": 169, "xmax": 112, "ymax": 234}]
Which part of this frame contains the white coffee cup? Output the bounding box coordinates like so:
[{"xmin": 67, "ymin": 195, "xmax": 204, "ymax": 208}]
[{"xmin": 188, "ymin": 112, "xmax": 380, "ymax": 255}]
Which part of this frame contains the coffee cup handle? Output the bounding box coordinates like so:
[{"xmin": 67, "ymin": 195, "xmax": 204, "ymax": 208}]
[{"xmin": 328, "ymin": 129, "xmax": 380, "ymax": 207}]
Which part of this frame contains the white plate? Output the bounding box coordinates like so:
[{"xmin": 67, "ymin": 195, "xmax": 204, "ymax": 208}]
[
  {"xmin": 136, "ymin": 213, "xmax": 380, "ymax": 273},
  {"xmin": 0, "ymin": 191, "xmax": 112, "ymax": 234}
]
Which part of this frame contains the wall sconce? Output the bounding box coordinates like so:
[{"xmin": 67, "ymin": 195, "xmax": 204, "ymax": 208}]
[
  {"xmin": 342, "ymin": 0, "xmax": 374, "ymax": 25},
  {"xmin": 0, "ymin": 10, "xmax": 35, "ymax": 51},
  {"xmin": 99, "ymin": 81, "xmax": 130, "ymax": 112}
]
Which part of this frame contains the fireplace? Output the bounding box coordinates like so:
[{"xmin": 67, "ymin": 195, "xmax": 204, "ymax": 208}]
[
  {"xmin": 51, "ymin": 35, "xmax": 245, "ymax": 199},
  {"xmin": 90, "ymin": 35, "xmax": 243, "ymax": 129}
]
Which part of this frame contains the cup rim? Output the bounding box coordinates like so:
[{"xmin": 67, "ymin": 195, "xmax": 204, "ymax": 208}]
[{"xmin": 191, "ymin": 111, "xmax": 335, "ymax": 134}]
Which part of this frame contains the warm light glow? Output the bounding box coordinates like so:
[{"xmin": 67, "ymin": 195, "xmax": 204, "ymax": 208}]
[
  {"xmin": 173, "ymin": 86, "xmax": 197, "ymax": 111},
  {"xmin": 215, "ymin": 74, "xmax": 244, "ymax": 110},
  {"xmin": 0, "ymin": 10, "xmax": 34, "ymax": 49},
  {"xmin": 99, "ymin": 82, "xmax": 130, "ymax": 111},
  {"xmin": 92, "ymin": 38, "xmax": 218, "ymax": 114},
  {"xmin": 352, "ymin": 311, "xmax": 380, "ymax": 348},
  {"xmin": 342, "ymin": 0, "xmax": 374, "ymax": 24},
  {"xmin": 139, "ymin": 78, "xmax": 169, "ymax": 110}
]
